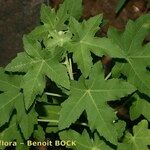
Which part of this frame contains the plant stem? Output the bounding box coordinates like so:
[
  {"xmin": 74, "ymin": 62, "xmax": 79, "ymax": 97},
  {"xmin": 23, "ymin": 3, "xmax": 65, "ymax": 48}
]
[
  {"xmin": 45, "ymin": 92, "xmax": 62, "ymax": 97},
  {"xmin": 69, "ymin": 57, "xmax": 74, "ymax": 80},
  {"xmin": 105, "ymin": 72, "xmax": 112, "ymax": 80},
  {"xmin": 38, "ymin": 119, "xmax": 59, "ymax": 123},
  {"xmin": 65, "ymin": 54, "xmax": 74, "ymax": 80},
  {"xmin": 38, "ymin": 118, "xmax": 88, "ymax": 127}
]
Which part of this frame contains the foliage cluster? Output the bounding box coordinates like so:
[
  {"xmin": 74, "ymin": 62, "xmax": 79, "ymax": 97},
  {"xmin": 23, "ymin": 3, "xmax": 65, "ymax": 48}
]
[{"xmin": 0, "ymin": 0, "xmax": 150, "ymax": 149}]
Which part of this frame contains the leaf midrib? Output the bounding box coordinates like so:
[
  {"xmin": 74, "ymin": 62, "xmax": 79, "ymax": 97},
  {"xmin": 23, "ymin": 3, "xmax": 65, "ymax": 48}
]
[
  {"xmin": 0, "ymin": 93, "xmax": 21, "ymax": 111},
  {"xmin": 0, "ymin": 79, "xmax": 20, "ymax": 90},
  {"xmin": 88, "ymin": 91, "xmax": 116, "ymax": 143},
  {"xmin": 127, "ymin": 58, "xmax": 150, "ymax": 91}
]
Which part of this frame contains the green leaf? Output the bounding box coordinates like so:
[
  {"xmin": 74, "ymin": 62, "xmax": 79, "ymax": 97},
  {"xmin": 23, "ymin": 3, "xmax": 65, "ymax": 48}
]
[
  {"xmin": 108, "ymin": 14, "xmax": 150, "ymax": 96},
  {"xmin": 0, "ymin": 68, "xmax": 24, "ymax": 126},
  {"xmin": 118, "ymin": 120, "xmax": 150, "ymax": 150},
  {"xmin": 0, "ymin": 68, "xmax": 36, "ymax": 141},
  {"xmin": 41, "ymin": 0, "xmax": 82, "ymax": 30},
  {"xmin": 16, "ymin": 131, "xmax": 29, "ymax": 150},
  {"xmin": 28, "ymin": 25, "xmax": 48, "ymax": 41},
  {"xmin": 57, "ymin": 0, "xmax": 83, "ymax": 20},
  {"xmin": 41, "ymin": 4, "xmax": 56, "ymax": 30},
  {"xmin": 6, "ymin": 36, "xmax": 70, "ymax": 109},
  {"xmin": 59, "ymin": 63, "xmax": 136, "ymax": 144},
  {"xmin": 0, "ymin": 115, "xmax": 19, "ymax": 150},
  {"xmin": 115, "ymin": 120, "xmax": 126, "ymax": 138},
  {"xmin": 60, "ymin": 130, "xmax": 112, "ymax": 150},
  {"xmin": 45, "ymin": 30, "xmax": 72, "ymax": 50},
  {"xmin": 115, "ymin": 0, "xmax": 127, "ymax": 13},
  {"xmin": 130, "ymin": 94, "xmax": 150, "ymax": 121},
  {"xmin": 33, "ymin": 125, "xmax": 45, "ymax": 141},
  {"xmin": 19, "ymin": 109, "xmax": 38, "ymax": 139},
  {"xmin": 66, "ymin": 15, "xmax": 123, "ymax": 77},
  {"xmin": 5, "ymin": 52, "xmax": 32, "ymax": 72},
  {"xmin": 0, "ymin": 68, "xmax": 21, "ymax": 92},
  {"xmin": 0, "ymin": 92, "xmax": 22, "ymax": 127}
]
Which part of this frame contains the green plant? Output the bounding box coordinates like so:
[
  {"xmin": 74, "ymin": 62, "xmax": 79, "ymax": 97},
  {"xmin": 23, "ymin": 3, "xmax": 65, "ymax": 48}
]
[
  {"xmin": 0, "ymin": 0, "xmax": 150, "ymax": 149},
  {"xmin": 115, "ymin": 0, "xmax": 127, "ymax": 13}
]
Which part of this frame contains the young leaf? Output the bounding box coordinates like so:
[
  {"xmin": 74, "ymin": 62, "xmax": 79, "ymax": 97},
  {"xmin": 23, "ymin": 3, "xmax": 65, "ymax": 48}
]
[
  {"xmin": 108, "ymin": 14, "xmax": 150, "ymax": 96},
  {"xmin": 45, "ymin": 30, "xmax": 72, "ymax": 50},
  {"xmin": 118, "ymin": 120, "xmax": 150, "ymax": 150},
  {"xmin": 65, "ymin": 15, "xmax": 124, "ymax": 77},
  {"xmin": 59, "ymin": 62, "xmax": 136, "ymax": 144},
  {"xmin": 130, "ymin": 94, "xmax": 150, "ymax": 121},
  {"xmin": 60, "ymin": 130, "xmax": 112, "ymax": 150},
  {"xmin": 6, "ymin": 36, "xmax": 70, "ymax": 109}
]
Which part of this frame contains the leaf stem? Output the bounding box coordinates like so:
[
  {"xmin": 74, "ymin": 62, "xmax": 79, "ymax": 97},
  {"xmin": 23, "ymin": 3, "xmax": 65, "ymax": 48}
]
[
  {"xmin": 64, "ymin": 54, "xmax": 74, "ymax": 80},
  {"xmin": 38, "ymin": 118, "xmax": 88, "ymax": 127},
  {"xmin": 45, "ymin": 92, "xmax": 62, "ymax": 97},
  {"xmin": 38, "ymin": 119, "xmax": 59, "ymax": 123},
  {"xmin": 105, "ymin": 72, "xmax": 112, "ymax": 80}
]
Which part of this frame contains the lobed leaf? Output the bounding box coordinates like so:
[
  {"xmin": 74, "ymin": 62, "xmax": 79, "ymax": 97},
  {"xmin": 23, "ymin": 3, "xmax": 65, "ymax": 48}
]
[
  {"xmin": 66, "ymin": 15, "xmax": 124, "ymax": 77},
  {"xmin": 108, "ymin": 14, "xmax": 150, "ymax": 96},
  {"xmin": 6, "ymin": 36, "xmax": 70, "ymax": 109},
  {"xmin": 59, "ymin": 63, "xmax": 136, "ymax": 144},
  {"xmin": 118, "ymin": 120, "xmax": 150, "ymax": 150},
  {"xmin": 130, "ymin": 94, "xmax": 150, "ymax": 121}
]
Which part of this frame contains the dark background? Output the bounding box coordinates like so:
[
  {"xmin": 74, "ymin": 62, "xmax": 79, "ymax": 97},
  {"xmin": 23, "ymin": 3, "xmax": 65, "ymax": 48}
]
[{"xmin": 0, "ymin": 0, "xmax": 149, "ymax": 66}]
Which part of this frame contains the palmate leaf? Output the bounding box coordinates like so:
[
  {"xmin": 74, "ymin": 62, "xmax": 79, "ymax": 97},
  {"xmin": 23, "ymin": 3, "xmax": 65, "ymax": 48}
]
[
  {"xmin": 6, "ymin": 36, "xmax": 69, "ymax": 109},
  {"xmin": 0, "ymin": 68, "xmax": 38, "ymax": 140},
  {"xmin": 130, "ymin": 94, "xmax": 150, "ymax": 121},
  {"xmin": 59, "ymin": 63, "xmax": 136, "ymax": 144},
  {"xmin": 0, "ymin": 68, "xmax": 23, "ymax": 126},
  {"xmin": 60, "ymin": 130, "xmax": 112, "ymax": 150},
  {"xmin": 41, "ymin": 0, "xmax": 82, "ymax": 31},
  {"xmin": 108, "ymin": 14, "xmax": 150, "ymax": 96},
  {"xmin": 30, "ymin": 0, "xmax": 82, "ymax": 40},
  {"xmin": 118, "ymin": 120, "xmax": 150, "ymax": 150},
  {"xmin": 65, "ymin": 15, "xmax": 124, "ymax": 77}
]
